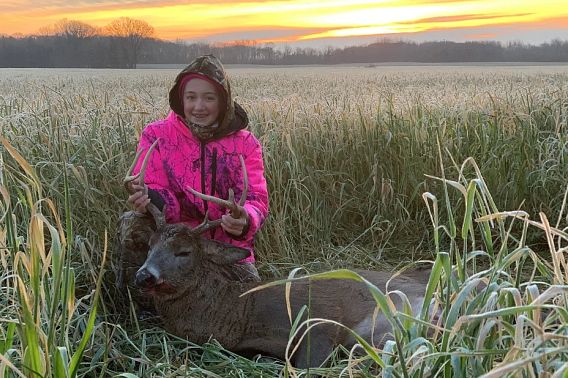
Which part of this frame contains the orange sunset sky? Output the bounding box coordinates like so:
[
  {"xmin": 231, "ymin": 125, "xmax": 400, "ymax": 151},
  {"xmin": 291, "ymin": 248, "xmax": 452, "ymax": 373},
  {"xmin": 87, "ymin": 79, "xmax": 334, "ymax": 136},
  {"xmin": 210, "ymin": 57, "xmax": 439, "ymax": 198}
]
[{"xmin": 2, "ymin": 0, "xmax": 568, "ymax": 47}]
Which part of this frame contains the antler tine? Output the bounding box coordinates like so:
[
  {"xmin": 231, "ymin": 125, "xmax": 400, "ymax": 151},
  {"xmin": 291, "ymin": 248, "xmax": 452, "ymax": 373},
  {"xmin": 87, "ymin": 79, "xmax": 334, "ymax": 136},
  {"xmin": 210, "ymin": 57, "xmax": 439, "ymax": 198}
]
[
  {"xmin": 123, "ymin": 139, "xmax": 159, "ymax": 192},
  {"xmin": 228, "ymin": 189, "xmax": 235, "ymax": 204},
  {"xmin": 146, "ymin": 203, "xmax": 166, "ymax": 229},
  {"xmin": 187, "ymin": 188, "xmax": 236, "ymax": 210},
  {"xmin": 190, "ymin": 211, "xmax": 222, "ymax": 234},
  {"xmin": 123, "ymin": 148, "xmax": 144, "ymax": 191},
  {"xmin": 123, "ymin": 139, "xmax": 159, "ymax": 193},
  {"xmin": 123, "ymin": 139, "xmax": 165, "ymax": 228},
  {"xmin": 187, "ymin": 154, "xmax": 249, "ymax": 233}
]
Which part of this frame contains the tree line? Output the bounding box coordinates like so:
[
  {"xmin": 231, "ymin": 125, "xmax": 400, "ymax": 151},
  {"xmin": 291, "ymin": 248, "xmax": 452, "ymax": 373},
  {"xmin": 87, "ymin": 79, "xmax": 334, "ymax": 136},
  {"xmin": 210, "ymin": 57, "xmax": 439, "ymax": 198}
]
[
  {"xmin": 1, "ymin": 18, "xmax": 568, "ymax": 68},
  {"xmin": 1, "ymin": 18, "xmax": 155, "ymax": 68}
]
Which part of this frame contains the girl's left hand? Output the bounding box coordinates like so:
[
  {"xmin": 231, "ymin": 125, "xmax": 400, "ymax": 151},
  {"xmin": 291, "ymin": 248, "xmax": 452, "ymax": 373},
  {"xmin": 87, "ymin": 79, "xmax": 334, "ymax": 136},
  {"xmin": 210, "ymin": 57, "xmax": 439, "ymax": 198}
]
[{"xmin": 221, "ymin": 206, "xmax": 249, "ymax": 236}]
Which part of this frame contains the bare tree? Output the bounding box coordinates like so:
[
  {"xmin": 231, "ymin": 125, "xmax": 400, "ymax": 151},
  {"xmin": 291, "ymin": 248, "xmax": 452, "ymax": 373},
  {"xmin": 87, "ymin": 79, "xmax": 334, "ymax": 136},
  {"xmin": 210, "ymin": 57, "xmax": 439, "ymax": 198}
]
[
  {"xmin": 56, "ymin": 19, "xmax": 97, "ymax": 39},
  {"xmin": 38, "ymin": 19, "xmax": 97, "ymax": 39},
  {"xmin": 105, "ymin": 17, "xmax": 155, "ymax": 68}
]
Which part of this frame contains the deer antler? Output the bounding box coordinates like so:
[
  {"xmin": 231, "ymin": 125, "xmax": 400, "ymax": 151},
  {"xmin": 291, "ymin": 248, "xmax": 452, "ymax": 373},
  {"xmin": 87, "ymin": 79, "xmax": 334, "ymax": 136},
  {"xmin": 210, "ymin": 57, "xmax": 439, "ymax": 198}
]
[
  {"xmin": 187, "ymin": 155, "xmax": 248, "ymax": 234},
  {"xmin": 189, "ymin": 210, "xmax": 222, "ymax": 235},
  {"xmin": 124, "ymin": 139, "xmax": 166, "ymax": 229}
]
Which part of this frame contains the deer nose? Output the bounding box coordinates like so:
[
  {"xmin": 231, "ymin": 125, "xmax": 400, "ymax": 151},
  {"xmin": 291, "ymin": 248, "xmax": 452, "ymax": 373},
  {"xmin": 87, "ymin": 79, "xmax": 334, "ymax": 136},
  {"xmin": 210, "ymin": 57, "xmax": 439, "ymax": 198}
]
[{"xmin": 135, "ymin": 268, "xmax": 157, "ymax": 288}]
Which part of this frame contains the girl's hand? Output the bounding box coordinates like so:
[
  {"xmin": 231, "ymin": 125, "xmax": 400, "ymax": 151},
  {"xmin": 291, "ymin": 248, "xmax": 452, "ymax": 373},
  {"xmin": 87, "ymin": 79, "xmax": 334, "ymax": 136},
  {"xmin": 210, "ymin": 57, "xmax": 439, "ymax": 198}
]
[
  {"xmin": 127, "ymin": 177, "xmax": 151, "ymax": 213},
  {"xmin": 221, "ymin": 206, "xmax": 249, "ymax": 236}
]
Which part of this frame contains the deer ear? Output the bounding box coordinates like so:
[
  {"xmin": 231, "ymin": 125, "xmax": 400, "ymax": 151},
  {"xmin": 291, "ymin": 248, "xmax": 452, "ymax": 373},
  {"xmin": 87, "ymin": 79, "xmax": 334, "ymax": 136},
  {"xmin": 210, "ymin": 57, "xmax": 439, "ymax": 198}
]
[
  {"xmin": 204, "ymin": 240, "xmax": 251, "ymax": 265},
  {"xmin": 221, "ymin": 247, "xmax": 251, "ymax": 265}
]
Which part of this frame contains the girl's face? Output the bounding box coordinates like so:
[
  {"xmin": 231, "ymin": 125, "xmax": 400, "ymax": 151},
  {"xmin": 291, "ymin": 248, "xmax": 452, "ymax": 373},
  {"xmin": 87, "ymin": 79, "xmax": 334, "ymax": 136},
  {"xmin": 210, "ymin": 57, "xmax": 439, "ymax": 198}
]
[{"xmin": 182, "ymin": 78, "xmax": 221, "ymax": 126}]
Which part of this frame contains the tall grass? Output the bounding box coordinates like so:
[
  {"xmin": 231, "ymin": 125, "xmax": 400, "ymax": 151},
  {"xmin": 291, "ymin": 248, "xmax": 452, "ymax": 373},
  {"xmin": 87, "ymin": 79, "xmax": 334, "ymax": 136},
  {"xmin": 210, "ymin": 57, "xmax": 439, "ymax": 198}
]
[
  {"xmin": 0, "ymin": 66, "xmax": 567, "ymax": 376},
  {"xmin": 1, "ymin": 67, "xmax": 567, "ymax": 266}
]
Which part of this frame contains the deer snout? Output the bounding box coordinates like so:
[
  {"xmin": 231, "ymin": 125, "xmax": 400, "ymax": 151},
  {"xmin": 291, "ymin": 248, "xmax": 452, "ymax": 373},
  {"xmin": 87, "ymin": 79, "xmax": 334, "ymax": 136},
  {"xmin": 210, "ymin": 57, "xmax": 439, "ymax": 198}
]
[{"xmin": 135, "ymin": 268, "xmax": 157, "ymax": 289}]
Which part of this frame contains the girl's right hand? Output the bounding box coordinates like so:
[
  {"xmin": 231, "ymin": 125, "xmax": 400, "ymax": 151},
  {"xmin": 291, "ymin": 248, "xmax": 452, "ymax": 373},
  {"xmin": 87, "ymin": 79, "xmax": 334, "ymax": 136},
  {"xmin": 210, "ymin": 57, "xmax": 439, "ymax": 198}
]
[{"xmin": 127, "ymin": 177, "xmax": 151, "ymax": 213}]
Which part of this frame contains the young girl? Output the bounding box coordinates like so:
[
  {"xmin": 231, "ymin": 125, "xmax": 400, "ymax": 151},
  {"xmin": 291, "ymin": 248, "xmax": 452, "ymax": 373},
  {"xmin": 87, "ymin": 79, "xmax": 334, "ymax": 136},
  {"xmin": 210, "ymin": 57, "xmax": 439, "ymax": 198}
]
[{"xmin": 118, "ymin": 55, "xmax": 269, "ymax": 291}]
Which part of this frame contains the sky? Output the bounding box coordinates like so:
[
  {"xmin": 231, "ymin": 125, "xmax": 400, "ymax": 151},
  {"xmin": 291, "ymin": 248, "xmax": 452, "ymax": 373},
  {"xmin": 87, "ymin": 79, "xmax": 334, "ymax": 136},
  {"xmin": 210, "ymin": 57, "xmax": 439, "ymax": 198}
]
[{"xmin": 2, "ymin": 0, "xmax": 568, "ymax": 48}]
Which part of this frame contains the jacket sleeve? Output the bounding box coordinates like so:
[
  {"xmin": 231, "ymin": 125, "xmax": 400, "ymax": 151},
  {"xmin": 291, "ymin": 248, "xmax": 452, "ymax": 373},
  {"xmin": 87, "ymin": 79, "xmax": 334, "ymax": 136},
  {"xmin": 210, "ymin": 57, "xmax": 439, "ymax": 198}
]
[
  {"xmin": 132, "ymin": 127, "xmax": 181, "ymax": 223},
  {"xmin": 238, "ymin": 134, "xmax": 269, "ymax": 241}
]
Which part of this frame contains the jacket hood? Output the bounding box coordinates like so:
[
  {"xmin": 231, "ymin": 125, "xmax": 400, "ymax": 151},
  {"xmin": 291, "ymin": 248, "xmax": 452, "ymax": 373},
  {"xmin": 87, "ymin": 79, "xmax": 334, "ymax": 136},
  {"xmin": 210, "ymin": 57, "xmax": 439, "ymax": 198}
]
[{"xmin": 169, "ymin": 54, "xmax": 248, "ymax": 141}]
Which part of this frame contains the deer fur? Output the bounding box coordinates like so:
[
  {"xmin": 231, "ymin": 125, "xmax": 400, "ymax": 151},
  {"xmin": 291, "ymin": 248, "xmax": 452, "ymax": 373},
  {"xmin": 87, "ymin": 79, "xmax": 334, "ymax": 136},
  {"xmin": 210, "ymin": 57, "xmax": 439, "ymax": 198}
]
[{"xmin": 128, "ymin": 222, "xmax": 432, "ymax": 369}]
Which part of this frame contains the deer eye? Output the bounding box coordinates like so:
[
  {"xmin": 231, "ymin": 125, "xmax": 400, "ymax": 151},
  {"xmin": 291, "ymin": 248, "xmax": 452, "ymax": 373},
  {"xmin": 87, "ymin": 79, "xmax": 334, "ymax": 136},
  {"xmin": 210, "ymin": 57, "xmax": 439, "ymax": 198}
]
[{"xmin": 174, "ymin": 251, "xmax": 191, "ymax": 257}]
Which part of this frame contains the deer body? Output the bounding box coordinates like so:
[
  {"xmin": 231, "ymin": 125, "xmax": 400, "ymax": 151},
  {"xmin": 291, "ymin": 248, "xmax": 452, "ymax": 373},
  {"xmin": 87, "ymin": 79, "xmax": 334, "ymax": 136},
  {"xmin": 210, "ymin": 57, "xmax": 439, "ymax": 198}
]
[{"xmin": 133, "ymin": 226, "xmax": 430, "ymax": 368}]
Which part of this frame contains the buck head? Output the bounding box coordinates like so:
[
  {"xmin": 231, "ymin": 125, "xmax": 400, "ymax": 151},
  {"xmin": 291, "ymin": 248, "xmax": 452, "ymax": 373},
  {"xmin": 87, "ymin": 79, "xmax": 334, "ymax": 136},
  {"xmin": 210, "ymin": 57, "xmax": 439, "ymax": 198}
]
[{"xmin": 134, "ymin": 223, "xmax": 251, "ymax": 296}]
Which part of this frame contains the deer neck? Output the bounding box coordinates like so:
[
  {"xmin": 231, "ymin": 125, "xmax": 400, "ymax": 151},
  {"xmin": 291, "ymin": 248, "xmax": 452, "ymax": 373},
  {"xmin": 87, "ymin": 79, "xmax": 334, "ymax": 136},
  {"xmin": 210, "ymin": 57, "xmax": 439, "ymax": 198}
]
[{"xmin": 153, "ymin": 267, "xmax": 257, "ymax": 348}]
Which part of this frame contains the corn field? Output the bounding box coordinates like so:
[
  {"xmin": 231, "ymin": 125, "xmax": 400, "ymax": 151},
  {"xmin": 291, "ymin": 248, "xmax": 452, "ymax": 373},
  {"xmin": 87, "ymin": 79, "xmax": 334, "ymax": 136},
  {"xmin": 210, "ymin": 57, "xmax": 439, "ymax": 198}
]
[{"xmin": 0, "ymin": 65, "xmax": 567, "ymax": 377}]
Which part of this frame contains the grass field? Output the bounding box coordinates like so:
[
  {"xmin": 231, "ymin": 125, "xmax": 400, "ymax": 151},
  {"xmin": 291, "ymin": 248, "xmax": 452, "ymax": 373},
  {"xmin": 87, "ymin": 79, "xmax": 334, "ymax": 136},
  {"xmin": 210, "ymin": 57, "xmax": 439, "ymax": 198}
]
[{"xmin": 1, "ymin": 65, "xmax": 567, "ymax": 377}]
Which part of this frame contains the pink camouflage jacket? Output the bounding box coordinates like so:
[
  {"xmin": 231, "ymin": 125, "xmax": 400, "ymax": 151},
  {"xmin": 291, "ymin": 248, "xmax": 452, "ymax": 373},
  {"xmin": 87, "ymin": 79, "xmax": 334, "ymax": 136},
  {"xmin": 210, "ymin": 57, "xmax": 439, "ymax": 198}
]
[{"xmin": 132, "ymin": 111, "xmax": 269, "ymax": 262}]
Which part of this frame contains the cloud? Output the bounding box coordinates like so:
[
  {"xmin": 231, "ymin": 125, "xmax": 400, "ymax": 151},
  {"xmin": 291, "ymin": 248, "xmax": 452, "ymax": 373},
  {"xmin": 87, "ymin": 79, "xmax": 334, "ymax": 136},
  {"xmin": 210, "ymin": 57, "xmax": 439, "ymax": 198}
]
[
  {"xmin": 401, "ymin": 13, "xmax": 533, "ymax": 25},
  {"xmin": 463, "ymin": 32, "xmax": 498, "ymax": 40},
  {"xmin": 175, "ymin": 26, "xmax": 329, "ymax": 43}
]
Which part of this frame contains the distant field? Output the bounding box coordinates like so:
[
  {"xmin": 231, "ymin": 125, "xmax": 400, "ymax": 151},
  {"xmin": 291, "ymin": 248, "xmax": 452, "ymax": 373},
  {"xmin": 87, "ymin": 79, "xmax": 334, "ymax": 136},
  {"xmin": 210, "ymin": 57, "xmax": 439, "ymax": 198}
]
[
  {"xmin": 136, "ymin": 62, "xmax": 568, "ymax": 69},
  {"xmin": 1, "ymin": 65, "xmax": 567, "ymax": 377},
  {"xmin": 4, "ymin": 64, "xmax": 568, "ymax": 113},
  {"xmin": 2, "ymin": 63, "xmax": 567, "ymax": 274},
  {"xmin": 2, "ymin": 63, "xmax": 567, "ymax": 275}
]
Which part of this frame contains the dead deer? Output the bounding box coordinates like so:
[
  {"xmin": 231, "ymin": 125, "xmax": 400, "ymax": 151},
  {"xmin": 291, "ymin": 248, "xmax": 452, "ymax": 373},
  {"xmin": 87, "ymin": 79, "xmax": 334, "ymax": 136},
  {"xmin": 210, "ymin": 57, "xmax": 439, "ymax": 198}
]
[{"xmin": 118, "ymin": 141, "xmax": 434, "ymax": 368}]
